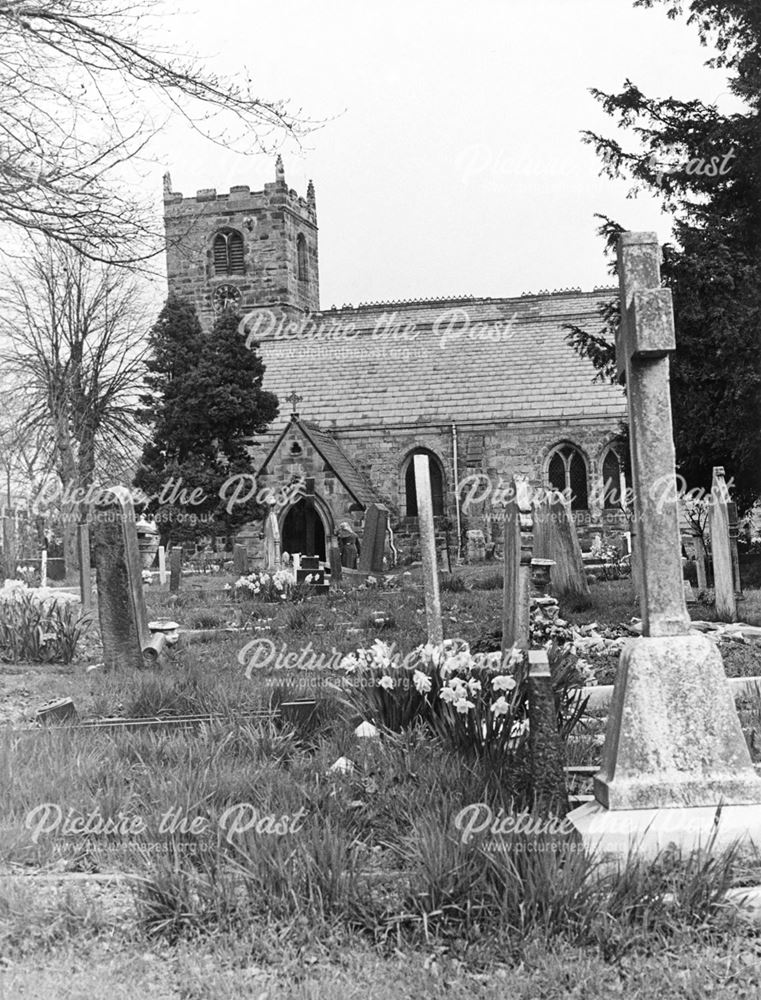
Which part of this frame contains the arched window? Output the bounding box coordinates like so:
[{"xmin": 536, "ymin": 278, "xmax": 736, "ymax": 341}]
[
  {"xmin": 213, "ymin": 229, "xmax": 245, "ymax": 275},
  {"xmin": 296, "ymin": 233, "xmax": 308, "ymax": 282},
  {"xmin": 547, "ymin": 444, "xmax": 588, "ymax": 511},
  {"xmin": 404, "ymin": 450, "xmax": 445, "ymax": 518},
  {"xmin": 601, "ymin": 445, "xmax": 631, "ymax": 509}
]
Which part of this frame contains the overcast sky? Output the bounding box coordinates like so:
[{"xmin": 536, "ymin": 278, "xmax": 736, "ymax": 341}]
[{"xmin": 148, "ymin": 0, "xmax": 737, "ymax": 308}]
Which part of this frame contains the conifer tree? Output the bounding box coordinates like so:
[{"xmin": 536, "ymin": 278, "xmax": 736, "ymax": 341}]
[{"xmin": 135, "ymin": 296, "xmax": 278, "ymax": 545}]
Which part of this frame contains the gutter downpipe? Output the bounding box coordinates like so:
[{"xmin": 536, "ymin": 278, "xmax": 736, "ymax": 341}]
[{"xmin": 452, "ymin": 422, "xmax": 462, "ymax": 564}]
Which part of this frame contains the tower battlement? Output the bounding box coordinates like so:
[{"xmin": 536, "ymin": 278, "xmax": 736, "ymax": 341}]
[{"xmin": 164, "ymin": 157, "xmax": 319, "ymax": 330}]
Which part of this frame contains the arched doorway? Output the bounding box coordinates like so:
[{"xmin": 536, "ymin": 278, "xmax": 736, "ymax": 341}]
[{"xmin": 281, "ymin": 498, "xmax": 327, "ymax": 560}]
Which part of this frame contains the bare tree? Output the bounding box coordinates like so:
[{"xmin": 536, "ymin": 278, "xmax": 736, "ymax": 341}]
[
  {"xmin": 0, "ymin": 238, "xmax": 149, "ymax": 570},
  {"xmin": 0, "ymin": 1, "xmax": 304, "ymax": 262}
]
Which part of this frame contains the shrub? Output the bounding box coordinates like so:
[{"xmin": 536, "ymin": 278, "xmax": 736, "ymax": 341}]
[{"xmin": 440, "ymin": 574, "xmax": 467, "ymax": 593}]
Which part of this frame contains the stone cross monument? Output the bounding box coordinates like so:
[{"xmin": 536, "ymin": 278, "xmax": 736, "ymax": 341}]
[{"xmin": 569, "ymin": 232, "xmax": 761, "ymax": 860}]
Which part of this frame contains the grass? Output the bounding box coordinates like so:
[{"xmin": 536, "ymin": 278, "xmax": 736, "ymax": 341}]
[{"xmin": 3, "ymin": 568, "xmax": 761, "ymax": 991}]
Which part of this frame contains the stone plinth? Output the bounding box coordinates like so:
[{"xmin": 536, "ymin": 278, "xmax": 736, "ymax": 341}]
[
  {"xmin": 595, "ymin": 633, "xmax": 761, "ymax": 810},
  {"xmin": 569, "ymin": 800, "xmax": 761, "ymax": 867}
]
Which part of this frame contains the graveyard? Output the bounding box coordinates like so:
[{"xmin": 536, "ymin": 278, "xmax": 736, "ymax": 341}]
[
  {"xmin": 3, "ymin": 258, "xmax": 761, "ymax": 995},
  {"xmin": 1, "ymin": 0, "xmax": 761, "ymax": 994}
]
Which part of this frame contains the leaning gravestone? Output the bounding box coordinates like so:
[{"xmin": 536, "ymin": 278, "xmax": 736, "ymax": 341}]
[
  {"xmin": 358, "ymin": 503, "xmax": 389, "ymax": 575},
  {"xmin": 569, "ymin": 232, "xmax": 761, "ymax": 860},
  {"xmin": 77, "ymin": 522, "xmax": 92, "ymax": 611},
  {"xmin": 533, "ymin": 492, "xmax": 591, "ymax": 605},
  {"xmin": 91, "ymin": 489, "xmax": 150, "ymax": 669},
  {"xmin": 709, "ymin": 467, "xmax": 737, "ymax": 623}
]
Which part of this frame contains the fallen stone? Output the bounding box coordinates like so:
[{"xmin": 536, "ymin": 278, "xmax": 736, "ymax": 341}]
[{"xmin": 34, "ymin": 698, "xmax": 77, "ymax": 724}]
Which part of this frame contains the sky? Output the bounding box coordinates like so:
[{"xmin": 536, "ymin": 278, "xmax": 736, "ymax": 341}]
[{"xmin": 143, "ymin": 1, "xmax": 739, "ymax": 307}]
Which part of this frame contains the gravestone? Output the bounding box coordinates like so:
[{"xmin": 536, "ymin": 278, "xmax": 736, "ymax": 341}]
[
  {"xmin": 413, "ymin": 454, "xmax": 443, "ymax": 644},
  {"xmin": 169, "ymin": 547, "xmax": 182, "ymax": 593},
  {"xmin": 263, "ymin": 502, "xmax": 281, "ymax": 571},
  {"xmin": 709, "ymin": 467, "xmax": 737, "ymax": 622},
  {"xmin": 691, "ymin": 530, "xmax": 708, "ymax": 591},
  {"xmin": 158, "ymin": 545, "xmax": 167, "ymax": 585},
  {"xmin": 727, "ymin": 498, "xmax": 743, "ymax": 597},
  {"xmin": 528, "ymin": 649, "xmax": 569, "ymax": 818},
  {"xmin": 358, "ymin": 503, "xmax": 388, "ymax": 575},
  {"xmin": 569, "ymin": 232, "xmax": 761, "ymax": 860},
  {"xmin": 328, "ymin": 542, "xmax": 342, "ymax": 586},
  {"xmin": 501, "ymin": 481, "xmax": 530, "ymax": 653},
  {"xmin": 466, "ymin": 529, "xmax": 486, "ymax": 562},
  {"xmin": 533, "ymin": 492, "xmax": 591, "ymax": 605},
  {"xmin": 233, "ymin": 543, "xmax": 249, "ymax": 577},
  {"xmin": 77, "ymin": 522, "xmax": 91, "ymax": 611},
  {"xmin": 91, "ymin": 490, "xmax": 150, "ymax": 670}
]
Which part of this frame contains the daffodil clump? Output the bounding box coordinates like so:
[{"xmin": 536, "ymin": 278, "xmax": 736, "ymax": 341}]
[
  {"xmin": 232, "ymin": 569, "xmax": 297, "ymax": 602},
  {"xmin": 340, "ymin": 638, "xmax": 530, "ymax": 755}
]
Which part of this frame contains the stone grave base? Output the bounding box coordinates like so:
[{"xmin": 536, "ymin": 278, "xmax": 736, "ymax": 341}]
[
  {"xmin": 568, "ymin": 800, "xmax": 761, "ymax": 867},
  {"xmin": 595, "ymin": 633, "xmax": 761, "ymax": 810}
]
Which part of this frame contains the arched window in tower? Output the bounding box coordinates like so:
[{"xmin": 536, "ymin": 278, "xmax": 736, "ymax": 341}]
[
  {"xmin": 601, "ymin": 444, "xmax": 631, "ymax": 509},
  {"xmin": 404, "ymin": 449, "xmax": 445, "ymax": 518},
  {"xmin": 296, "ymin": 232, "xmax": 308, "ymax": 282},
  {"xmin": 546, "ymin": 444, "xmax": 589, "ymax": 510},
  {"xmin": 213, "ymin": 229, "xmax": 245, "ymax": 276}
]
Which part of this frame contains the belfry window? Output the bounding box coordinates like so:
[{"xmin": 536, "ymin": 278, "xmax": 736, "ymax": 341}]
[
  {"xmin": 213, "ymin": 230, "xmax": 245, "ymax": 275},
  {"xmin": 297, "ymin": 233, "xmax": 308, "ymax": 282}
]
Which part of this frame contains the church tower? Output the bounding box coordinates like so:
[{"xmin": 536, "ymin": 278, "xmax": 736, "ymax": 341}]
[{"xmin": 163, "ymin": 156, "xmax": 319, "ymax": 331}]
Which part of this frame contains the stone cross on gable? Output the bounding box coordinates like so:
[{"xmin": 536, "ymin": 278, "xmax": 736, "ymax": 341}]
[
  {"xmin": 286, "ymin": 391, "xmax": 303, "ymax": 416},
  {"xmin": 615, "ymin": 232, "xmax": 689, "ymax": 638}
]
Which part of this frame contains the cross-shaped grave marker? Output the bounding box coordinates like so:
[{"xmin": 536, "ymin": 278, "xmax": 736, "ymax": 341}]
[{"xmin": 570, "ymin": 233, "xmax": 761, "ymax": 860}]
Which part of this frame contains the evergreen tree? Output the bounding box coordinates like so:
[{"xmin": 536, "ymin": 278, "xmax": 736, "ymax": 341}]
[
  {"xmin": 566, "ymin": 0, "xmax": 761, "ymax": 510},
  {"xmin": 135, "ymin": 296, "xmax": 278, "ymax": 545}
]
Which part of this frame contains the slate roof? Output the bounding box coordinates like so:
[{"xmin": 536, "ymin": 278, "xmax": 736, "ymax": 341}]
[
  {"xmin": 258, "ymin": 416, "xmax": 381, "ymax": 506},
  {"xmin": 254, "ymin": 289, "xmax": 626, "ymax": 432},
  {"xmin": 300, "ymin": 420, "xmax": 381, "ymax": 505}
]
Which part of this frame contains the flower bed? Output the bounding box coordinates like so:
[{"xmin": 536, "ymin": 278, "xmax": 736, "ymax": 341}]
[
  {"xmin": 340, "ymin": 636, "xmax": 588, "ymax": 759},
  {"xmin": 0, "ymin": 580, "xmax": 89, "ymax": 664},
  {"xmin": 229, "ymin": 569, "xmax": 298, "ymax": 602}
]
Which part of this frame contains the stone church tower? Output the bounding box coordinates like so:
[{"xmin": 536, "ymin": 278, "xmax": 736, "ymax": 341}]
[{"xmin": 163, "ymin": 156, "xmax": 319, "ymax": 332}]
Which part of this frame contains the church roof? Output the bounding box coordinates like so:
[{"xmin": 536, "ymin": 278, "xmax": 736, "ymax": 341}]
[
  {"xmin": 299, "ymin": 420, "xmax": 381, "ymax": 505},
  {"xmin": 253, "ymin": 289, "xmax": 626, "ymax": 431},
  {"xmin": 258, "ymin": 415, "xmax": 381, "ymax": 506}
]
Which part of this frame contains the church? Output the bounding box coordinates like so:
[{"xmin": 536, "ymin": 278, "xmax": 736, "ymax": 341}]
[{"xmin": 163, "ymin": 158, "xmax": 629, "ymax": 566}]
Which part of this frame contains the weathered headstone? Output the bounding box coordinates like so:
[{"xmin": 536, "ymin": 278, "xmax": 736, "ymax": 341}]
[
  {"xmin": 727, "ymin": 498, "xmax": 743, "ymax": 598},
  {"xmin": 358, "ymin": 503, "xmax": 389, "ymax": 575},
  {"xmin": 233, "ymin": 543, "xmax": 249, "ymax": 577},
  {"xmin": 263, "ymin": 502, "xmax": 281, "ymax": 571},
  {"xmin": 328, "ymin": 542, "xmax": 342, "ymax": 586},
  {"xmin": 709, "ymin": 467, "xmax": 737, "ymax": 623},
  {"xmin": 169, "ymin": 547, "xmax": 182, "ymax": 593},
  {"xmin": 40, "ymin": 547, "xmax": 47, "ymax": 587},
  {"xmin": 501, "ymin": 481, "xmax": 530, "ymax": 653},
  {"xmin": 77, "ymin": 522, "xmax": 92, "ymax": 610},
  {"xmin": 533, "ymin": 492, "xmax": 591, "ymax": 605},
  {"xmin": 691, "ymin": 530, "xmax": 708, "ymax": 591},
  {"xmin": 413, "ymin": 454, "xmax": 443, "ymax": 644},
  {"xmin": 158, "ymin": 545, "xmax": 167, "ymax": 585},
  {"xmin": 569, "ymin": 232, "xmax": 761, "ymax": 859},
  {"xmin": 528, "ymin": 649, "xmax": 569, "ymax": 818},
  {"xmin": 91, "ymin": 490, "xmax": 150, "ymax": 669}
]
